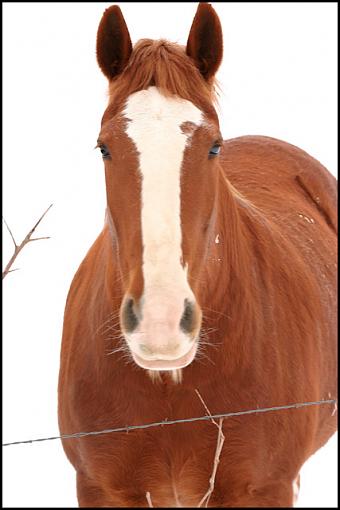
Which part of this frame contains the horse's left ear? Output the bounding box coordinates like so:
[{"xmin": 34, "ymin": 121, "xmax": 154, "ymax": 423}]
[
  {"xmin": 96, "ymin": 5, "xmax": 132, "ymax": 80},
  {"xmin": 186, "ymin": 3, "xmax": 223, "ymax": 81}
]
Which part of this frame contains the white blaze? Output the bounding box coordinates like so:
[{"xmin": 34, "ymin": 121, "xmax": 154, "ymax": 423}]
[
  {"xmin": 124, "ymin": 86, "xmax": 202, "ymax": 300},
  {"xmin": 122, "ymin": 86, "xmax": 203, "ymax": 368}
]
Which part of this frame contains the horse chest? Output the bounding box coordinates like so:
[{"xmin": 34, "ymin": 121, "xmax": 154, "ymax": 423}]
[
  {"xmin": 128, "ymin": 445, "xmax": 211, "ymax": 507},
  {"xmin": 119, "ymin": 425, "xmax": 218, "ymax": 506}
]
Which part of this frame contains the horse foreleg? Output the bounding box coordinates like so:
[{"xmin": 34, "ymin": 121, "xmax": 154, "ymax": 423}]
[
  {"xmin": 213, "ymin": 479, "xmax": 297, "ymax": 508},
  {"xmin": 77, "ymin": 472, "xmax": 112, "ymax": 507},
  {"xmin": 76, "ymin": 472, "xmax": 150, "ymax": 508}
]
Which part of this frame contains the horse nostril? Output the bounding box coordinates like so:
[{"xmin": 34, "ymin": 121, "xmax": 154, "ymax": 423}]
[
  {"xmin": 180, "ymin": 299, "xmax": 195, "ymax": 334},
  {"xmin": 122, "ymin": 298, "xmax": 139, "ymax": 332}
]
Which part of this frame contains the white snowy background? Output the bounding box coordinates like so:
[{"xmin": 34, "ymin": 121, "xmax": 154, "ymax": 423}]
[{"xmin": 3, "ymin": 2, "xmax": 337, "ymax": 507}]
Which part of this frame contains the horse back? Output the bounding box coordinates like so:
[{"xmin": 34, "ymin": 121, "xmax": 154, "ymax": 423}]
[{"xmin": 222, "ymin": 135, "xmax": 337, "ymax": 234}]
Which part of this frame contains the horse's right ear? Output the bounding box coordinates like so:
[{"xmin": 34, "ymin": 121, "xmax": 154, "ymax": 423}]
[
  {"xmin": 186, "ymin": 3, "xmax": 223, "ymax": 81},
  {"xmin": 96, "ymin": 5, "xmax": 132, "ymax": 80}
]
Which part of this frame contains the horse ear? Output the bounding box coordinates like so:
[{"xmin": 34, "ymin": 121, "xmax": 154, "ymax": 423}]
[
  {"xmin": 96, "ymin": 5, "xmax": 132, "ymax": 80},
  {"xmin": 186, "ymin": 3, "xmax": 223, "ymax": 81}
]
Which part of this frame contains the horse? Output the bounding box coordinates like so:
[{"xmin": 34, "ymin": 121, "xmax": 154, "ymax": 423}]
[{"xmin": 58, "ymin": 3, "xmax": 337, "ymax": 507}]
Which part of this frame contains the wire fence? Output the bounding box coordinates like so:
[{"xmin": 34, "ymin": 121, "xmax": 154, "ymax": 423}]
[{"xmin": 3, "ymin": 398, "xmax": 337, "ymax": 447}]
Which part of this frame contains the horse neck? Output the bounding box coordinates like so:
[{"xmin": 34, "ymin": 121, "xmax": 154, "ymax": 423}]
[
  {"xmin": 201, "ymin": 170, "xmax": 251, "ymax": 300},
  {"xmin": 198, "ymin": 170, "xmax": 266, "ymax": 364}
]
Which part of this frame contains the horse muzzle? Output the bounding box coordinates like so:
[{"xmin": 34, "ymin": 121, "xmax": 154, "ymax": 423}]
[{"xmin": 120, "ymin": 292, "xmax": 202, "ymax": 370}]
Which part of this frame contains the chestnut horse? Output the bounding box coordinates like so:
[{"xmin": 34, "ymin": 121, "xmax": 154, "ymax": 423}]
[{"xmin": 58, "ymin": 4, "xmax": 337, "ymax": 507}]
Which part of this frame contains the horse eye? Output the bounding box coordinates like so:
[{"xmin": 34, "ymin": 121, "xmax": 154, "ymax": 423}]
[
  {"xmin": 99, "ymin": 145, "xmax": 111, "ymax": 159},
  {"xmin": 209, "ymin": 143, "xmax": 221, "ymax": 158}
]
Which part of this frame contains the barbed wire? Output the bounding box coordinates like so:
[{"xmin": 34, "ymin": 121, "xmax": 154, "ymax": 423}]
[{"xmin": 3, "ymin": 398, "xmax": 336, "ymax": 447}]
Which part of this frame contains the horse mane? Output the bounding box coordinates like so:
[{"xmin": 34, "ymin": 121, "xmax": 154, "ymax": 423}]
[{"xmin": 107, "ymin": 39, "xmax": 218, "ymax": 113}]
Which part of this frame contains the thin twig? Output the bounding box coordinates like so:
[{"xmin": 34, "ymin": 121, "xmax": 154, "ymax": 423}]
[
  {"xmin": 146, "ymin": 491, "xmax": 153, "ymax": 507},
  {"xmin": 2, "ymin": 204, "xmax": 53, "ymax": 279},
  {"xmin": 29, "ymin": 236, "xmax": 51, "ymax": 242},
  {"xmin": 332, "ymin": 401, "xmax": 337, "ymax": 416},
  {"xmin": 195, "ymin": 389, "xmax": 226, "ymax": 508},
  {"xmin": 3, "ymin": 217, "xmax": 17, "ymax": 247},
  {"xmin": 195, "ymin": 389, "xmax": 220, "ymax": 428}
]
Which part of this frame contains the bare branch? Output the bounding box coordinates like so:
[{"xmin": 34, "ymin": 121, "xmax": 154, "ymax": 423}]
[
  {"xmin": 2, "ymin": 204, "xmax": 53, "ymax": 280},
  {"xmin": 146, "ymin": 492, "xmax": 154, "ymax": 508},
  {"xmin": 195, "ymin": 389, "xmax": 226, "ymax": 508}
]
